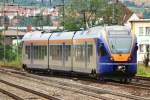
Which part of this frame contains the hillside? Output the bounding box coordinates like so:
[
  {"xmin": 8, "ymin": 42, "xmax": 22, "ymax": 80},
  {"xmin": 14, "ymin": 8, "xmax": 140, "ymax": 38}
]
[
  {"xmin": 0, "ymin": 0, "xmax": 150, "ymax": 18},
  {"xmin": 122, "ymin": 0, "xmax": 150, "ymax": 18},
  {"xmin": 0, "ymin": 0, "xmax": 63, "ymax": 7}
]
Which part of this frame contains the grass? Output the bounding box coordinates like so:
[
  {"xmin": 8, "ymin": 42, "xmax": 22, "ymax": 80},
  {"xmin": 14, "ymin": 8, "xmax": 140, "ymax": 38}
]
[
  {"xmin": 137, "ymin": 64, "xmax": 150, "ymax": 77},
  {"xmin": 0, "ymin": 60, "xmax": 22, "ymax": 69}
]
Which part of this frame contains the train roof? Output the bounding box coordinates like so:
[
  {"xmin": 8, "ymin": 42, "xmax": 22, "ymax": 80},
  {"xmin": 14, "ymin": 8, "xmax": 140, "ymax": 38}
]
[
  {"xmin": 105, "ymin": 25, "xmax": 130, "ymax": 32},
  {"xmin": 22, "ymin": 31, "xmax": 51, "ymax": 41},
  {"xmin": 74, "ymin": 26, "xmax": 103, "ymax": 39},
  {"xmin": 22, "ymin": 25, "xmax": 130, "ymax": 42},
  {"xmin": 49, "ymin": 31, "xmax": 75, "ymax": 40}
]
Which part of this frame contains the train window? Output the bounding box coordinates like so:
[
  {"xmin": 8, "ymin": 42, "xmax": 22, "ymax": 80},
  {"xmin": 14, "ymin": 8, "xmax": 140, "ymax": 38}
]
[
  {"xmin": 39, "ymin": 46, "xmax": 42, "ymax": 59},
  {"xmin": 87, "ymin": 45, "xmax": 93, "ymax": 62},
  {"xmin": 50, "ymin": 45, "xmax": 62, "ymax": 61},
  {"xmin": 33, "ymin": 46, "xmax": 38, "ymax": 59},
  {"xmin": 64, "ymin": 45, "xmax": 71, "ymax": 61},
  {"xmin": 32, "ymin": 45, "xmax": 47, "ymax": 60},
  {"xmin": 75, "ymin": 45, "xmax": 85, "ymax": 62},
  {"xmin": 98, "ymin": 44, "xmax": 107, "ymax": 56},
  {"xmin": 44, "ymin": 46, "xmax": 47, "ymax": 56}
]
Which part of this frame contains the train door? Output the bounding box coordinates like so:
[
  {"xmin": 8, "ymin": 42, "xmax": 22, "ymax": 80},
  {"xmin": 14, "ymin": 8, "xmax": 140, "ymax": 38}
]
[
  {"xmin": 22, "ymin": 43, "xmax": 32, "ymax": 68},
  {"xmin": 49, "ymin": 43, "xmax": 64, "ymax": 70},
  {"xmin": 31, "ymin": 43, "xmax": 48, "ymax": 69},
  {"xmin": 63, "ymin": 43, "xmax": 72, "ymax": 71},
  {"xmin": 86, "ymin": 42, "xmax": 97, "ymax": 73},
  {"xmin": 97, "ymin": 41, "xmax": 108, "ymax": 74},
  {"xmin": 73, "ymin": 41, "xmax": 97, "ymax": 74},
  {"xmin": 73, "ymin": 43, "xmax": 85, "ymax": 73}
]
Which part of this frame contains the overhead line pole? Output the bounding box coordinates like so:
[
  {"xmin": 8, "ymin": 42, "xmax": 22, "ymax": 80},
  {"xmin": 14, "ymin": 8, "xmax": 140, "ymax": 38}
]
[
  {"xmin": 16, "ymin": 4, "xmax": 19, "ymax": 66},
  {"xmin": 63, "ymin": 0, "xmax": 64, "ymax": 31},
  {"xmin": 3, "ymin": 0, "xmax": 6, "ymax": 65}
]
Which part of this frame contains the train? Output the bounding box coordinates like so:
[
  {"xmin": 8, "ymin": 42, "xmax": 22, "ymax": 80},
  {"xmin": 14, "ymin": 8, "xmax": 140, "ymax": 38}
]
[{"xmin": 21, "ymin": 25, "xmax": 138, "ymax": 83}]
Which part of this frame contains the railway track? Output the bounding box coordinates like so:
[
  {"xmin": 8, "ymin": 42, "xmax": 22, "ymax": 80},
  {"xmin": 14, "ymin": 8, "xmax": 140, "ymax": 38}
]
[
  {"xmin": 0, "ymin": 87, "xmax": 24, "ymax": 100},
  {"xmin": 0, "ymin": 79, "xmax": 61, "ymax": 100},
  {"xmin": 0, "ymin": 68, "xmax": 62, "ymax": 100},
  {"xmin": 0, "ymin": 67, "xmax": 150, "ymax": 100}
]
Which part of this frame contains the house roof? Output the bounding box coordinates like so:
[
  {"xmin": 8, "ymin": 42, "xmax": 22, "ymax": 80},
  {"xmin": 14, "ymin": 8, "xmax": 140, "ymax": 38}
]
[
  {"xmin": 122, "ymin": 4, "xmax": 134, "ymax": 23},
  {"xmin": 130, "ymin": 19, "xmax": 150, "ymax": 22},
  {"xmin": 1, "ymin": 30, "xmax": 26, "ymax": 36}
]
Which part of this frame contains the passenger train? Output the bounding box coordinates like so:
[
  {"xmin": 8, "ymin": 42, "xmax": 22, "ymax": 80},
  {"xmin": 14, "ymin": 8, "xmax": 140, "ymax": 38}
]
[{"xmin": 22, "ymin": 26, "xmax": 138, "ymax": 82}]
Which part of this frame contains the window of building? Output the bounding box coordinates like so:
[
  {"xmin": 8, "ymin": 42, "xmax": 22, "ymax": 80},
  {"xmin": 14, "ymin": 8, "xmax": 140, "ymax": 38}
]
[
  {"xmin": 139, "ymin": 27, "xmax": 144, "ymax": 36},
  {"xmin": 146, "ymin": 27, "xmax": 150, "ymax": 36},
  {"xmin": 146, "ymin": 45, "xmax": 150, "ymax": 53},
  {"xmin": 139, "ymin": 44, "xmax": 144, "ymax": 53}
]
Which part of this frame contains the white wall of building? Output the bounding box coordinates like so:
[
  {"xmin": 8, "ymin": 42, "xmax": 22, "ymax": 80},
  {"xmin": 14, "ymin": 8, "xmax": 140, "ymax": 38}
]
[{"xmin": 130, "ymin": 20, "xmax": 150, "ymax": 64}]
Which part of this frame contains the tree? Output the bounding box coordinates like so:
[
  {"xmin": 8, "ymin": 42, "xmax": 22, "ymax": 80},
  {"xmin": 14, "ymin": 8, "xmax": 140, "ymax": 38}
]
[
  {"xmin": 32, "ymin": 13, "xmax": 51, "ymax": 28},
  {"xmin": 62, "ymin": 0, "xmax": 125, "ymax": 30}
]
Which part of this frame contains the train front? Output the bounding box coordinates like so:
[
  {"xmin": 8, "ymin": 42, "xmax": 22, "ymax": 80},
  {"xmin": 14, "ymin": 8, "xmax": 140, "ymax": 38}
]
[{"xmin": 98, "ymin": 26, "xmax": 137, "ymax": 80}]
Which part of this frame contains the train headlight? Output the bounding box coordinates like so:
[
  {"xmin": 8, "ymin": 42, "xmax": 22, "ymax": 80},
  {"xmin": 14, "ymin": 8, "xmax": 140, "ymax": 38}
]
[
  {"xmin": 117, "ymin": 66, "xmax": 126, "ymax": 72},
  {"xmin": 128, "ymin": 57, "xmax": 131, "ymax": 61},
  {"xmin": 110, "ymin": 57, "xmax": 114, "ymax": 61}
]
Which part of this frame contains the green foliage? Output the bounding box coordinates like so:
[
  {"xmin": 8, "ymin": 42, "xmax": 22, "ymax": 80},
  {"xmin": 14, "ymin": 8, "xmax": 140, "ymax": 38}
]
[
  {"xmin": 0, "ymin": 45, "xmax": 18, "ymax": 61},
  {"xmin": 32, "ymin": 13, "xmax": 51, "ymax": 27},
  {"xmin": 12, "ymin": 14, "xmax": 51, "ymax": 27},
  {"xmin": 63, "ymin": 0, "xmax": 124, "ymax": 30},
  {"xmin": 137, "ymin": 64, "xmax": 150, "ymax": 77},
  {"xmin": 14, "ymin": 15, "xmax": 32, "ymax": 27},
  {"xmin": 125, "ymin": 2, "xmax": 150, "ymax": 18},
  {"xmin": 63, "ymin": 16, "xmax": 83, "ymax": 30}
]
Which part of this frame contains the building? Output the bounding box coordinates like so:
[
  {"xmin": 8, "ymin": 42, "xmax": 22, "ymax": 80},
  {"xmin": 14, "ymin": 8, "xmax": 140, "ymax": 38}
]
[
  {"xmin": 124, "ymin": 13, "xmax": 139, "ymax": 27},
  {"xmin": 1, "ymin": 29, "xmax": 26, "ymax": 45},
  {"xmin": 130, "ymin": 19, "xmax": 150, "ymax": 65},
  {"xmin": 0, "ymin": 4, "xmax": 60, "ymax": 27}
]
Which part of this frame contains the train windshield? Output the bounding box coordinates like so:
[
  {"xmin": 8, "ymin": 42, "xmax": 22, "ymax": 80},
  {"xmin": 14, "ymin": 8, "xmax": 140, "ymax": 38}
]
[{"xmin": 107, "ymin": 30, "xmax": 132, "ymax": 53}]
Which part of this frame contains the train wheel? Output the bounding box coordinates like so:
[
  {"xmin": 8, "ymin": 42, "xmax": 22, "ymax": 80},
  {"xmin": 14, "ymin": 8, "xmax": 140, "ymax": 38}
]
[
  {"xmin": 49, "ymin": 70, "xmax": 54, "ymax": 76},
  {"xmin": 120, "ymin": 78, "xmax": 127, "ymax": 84},
  {"xmin": 90, "ymin": 70, "xmax": 96, "ymax": 78},
  {"xmin": 22, "ymin": 64, "xmax": 27, "ymax": 71},
  {"xmin": 126, "ymin": 78, "xmax": 132, "ymax": 83},
  {"xmin": 120, "ymin": 78, "xmax": 131, "ymax": 84},
  {"xmin": 96, "ymin": 74, "xmax": 104, "ymax": 82}
]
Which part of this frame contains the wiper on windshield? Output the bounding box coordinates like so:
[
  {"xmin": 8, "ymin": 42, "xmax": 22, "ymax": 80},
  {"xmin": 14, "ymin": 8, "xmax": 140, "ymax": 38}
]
[{"xmin": 112, "ymin": 44, "xmax": 115, "ymax": 49}]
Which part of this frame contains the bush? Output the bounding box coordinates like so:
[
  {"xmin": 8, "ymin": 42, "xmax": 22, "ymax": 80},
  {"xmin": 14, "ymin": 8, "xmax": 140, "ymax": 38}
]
[{"xmin": 0, "ymin": 45, "xmax": 19, "ymax": 61}]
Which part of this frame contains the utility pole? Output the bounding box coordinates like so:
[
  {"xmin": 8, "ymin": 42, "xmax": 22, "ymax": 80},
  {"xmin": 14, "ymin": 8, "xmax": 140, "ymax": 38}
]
[
  {"xmin": 49, "ymin": 0, "xmax": 52, "ymax": 7},
  {"xmin": 112, "ymin": 1, "xmax": 115, "ymax": 23},
  {"xmin": 62, "ymin": 0, "xmax": 65, "ymax": 30},
  {"xmin": 3, "ymin": 0, "xmax": 6, "ymax": 65},
  {"xmin": 16, "ymin": 5, "xmax": 19, "ymax": 66}
]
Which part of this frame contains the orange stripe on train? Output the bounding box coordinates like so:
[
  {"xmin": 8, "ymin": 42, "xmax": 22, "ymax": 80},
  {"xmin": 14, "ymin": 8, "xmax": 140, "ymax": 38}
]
[
  {"xmin": 73, "ymin": 38, "xmax": 96, "ymax": 43},
  {"xmin": 24, "ymin": 38, "xmax": 96, "ymax": 43}
]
